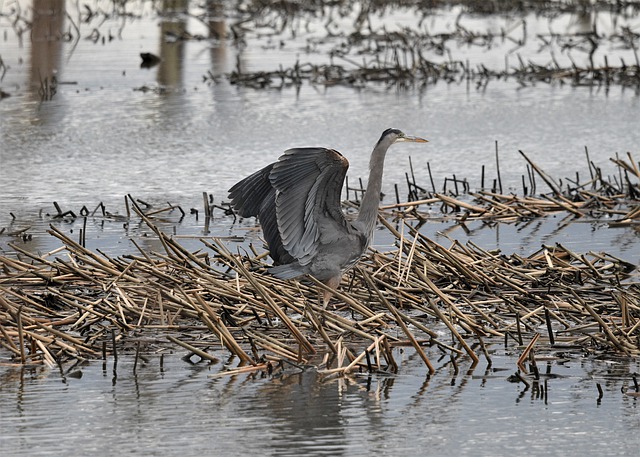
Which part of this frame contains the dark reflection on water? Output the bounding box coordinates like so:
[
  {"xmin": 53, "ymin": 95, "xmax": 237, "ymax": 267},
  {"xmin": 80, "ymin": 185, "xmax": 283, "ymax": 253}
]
[
  {"xmin": 251, "ymin": 369, "xmax": 349, "ymax": 456},
  {"xmin": 1, "ymin": 348, "xmax": 639, "ymax": 456},
  {"xmin": 29, "ymin": 0, "xmax": 65, "ymax": 99}
]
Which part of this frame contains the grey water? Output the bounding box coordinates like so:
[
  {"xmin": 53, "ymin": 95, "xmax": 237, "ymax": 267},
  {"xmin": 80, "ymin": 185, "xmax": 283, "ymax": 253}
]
[
  {"xmin": 2, "ymin": 348, "xmax": 640, "ymax": 456},
  {"xmin": 1, "ymin": 1, "xmax": 640, "ymax": 456}
]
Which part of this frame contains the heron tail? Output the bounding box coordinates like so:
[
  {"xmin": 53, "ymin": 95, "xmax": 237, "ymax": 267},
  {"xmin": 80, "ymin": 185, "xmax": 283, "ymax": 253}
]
[{"xmin": 269, "ymin": 263, "xmax": 305, "ymax": 280}]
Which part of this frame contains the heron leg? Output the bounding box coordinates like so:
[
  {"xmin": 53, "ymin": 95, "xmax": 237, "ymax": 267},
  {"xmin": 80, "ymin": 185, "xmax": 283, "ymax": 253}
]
[{"xmin": 320, "ymin": 275, "xmax": 342, "ymax": 309}]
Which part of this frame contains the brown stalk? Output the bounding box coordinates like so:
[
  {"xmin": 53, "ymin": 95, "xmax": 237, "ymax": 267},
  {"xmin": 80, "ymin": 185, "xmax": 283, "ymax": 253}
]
[
  {"xmin": 166, "ymin": 335, "xmax": 220, "ymax": 363},
  {"xmin": 360, "ymin": 268, "xmax": 435, "ymax": 374},
  {"xmin": 194, "ymin": 293, "xmax": 254, "ymax": 364},
  {"xmin": 228, "ymin": 252, "xmax": 315, "ymax": 354},
  {"xmin": 517, "ymin": 333, "xmax": 540, "ymax": 372}
]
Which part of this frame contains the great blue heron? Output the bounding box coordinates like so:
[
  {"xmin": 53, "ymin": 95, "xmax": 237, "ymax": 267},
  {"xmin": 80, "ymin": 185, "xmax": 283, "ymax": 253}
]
[{"xmin": 228, "ymin": 128, "xmax": 428, "ymax": 305}]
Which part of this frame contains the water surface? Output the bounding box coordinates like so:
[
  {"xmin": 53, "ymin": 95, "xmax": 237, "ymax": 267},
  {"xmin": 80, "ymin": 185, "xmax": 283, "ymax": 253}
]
[{"xmin": 2, "ymin": 346, "xmax": 640, "ymax": 457}]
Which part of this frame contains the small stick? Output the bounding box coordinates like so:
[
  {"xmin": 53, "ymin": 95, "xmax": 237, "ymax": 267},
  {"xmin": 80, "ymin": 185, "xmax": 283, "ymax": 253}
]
[
  {"xmin": 514, "ymin": 371, "xmax": 530, "ymax": 390},
  {"xmin": 209, "ymin": 363, "xmax": 269, "ymax": 379},
  {"xmin": 544, "ymin": 308, "xmax": 555, "ymax": 345},
  {"xmin": 427, "ymin": 162, "xmax": 435, "ymax": 193},
  {"xmin": 475, "ymin": 333, "xmax": 492, "ymax": 367},
  {"xmin": 495, "ymin": 140, "xmax": 503, "ymax": 194},
  {"xmin": 124, "ymin": 195, "xmax": 131, "ymax": 219},
  {"xmin": 596, "ymin": 383, "xmax": 603, "ymax": 403},
  {"xmin": 166, "ymin": 335, "xmax": 220, "ymax": 363},
  {"xmin": 517, "ymin": 333, "xmax": 540, "ymax": 372},
  {"xmin": 519, "ymin": 150, "xmax": 561, "ymax": 196},
  {"xmin": 515, "ymin": 313, "xmax": 523, "ymax": 345},
  {"xmin": 16, "ymin": 306, "xmax": 26, "ymax": 364},
  {"xmin": 202, "ymin": 192, "xmax": 211, "ymax": 218}
]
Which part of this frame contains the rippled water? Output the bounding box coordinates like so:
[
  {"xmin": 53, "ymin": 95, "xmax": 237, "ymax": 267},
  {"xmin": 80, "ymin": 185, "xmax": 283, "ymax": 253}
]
[
  {"xmin": 2, "ymin": 347, "xmax": 640, "ymax": 456},
  {"xmin": 1, "ymin": 1, "xmax": 640, "ymax": 456}
]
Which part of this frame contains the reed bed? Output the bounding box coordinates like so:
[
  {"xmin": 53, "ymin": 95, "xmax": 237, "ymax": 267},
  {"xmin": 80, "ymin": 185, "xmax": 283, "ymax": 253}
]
[
  {"xmin": 1, "ymin": 184, "xmax": 638, "ymax": 377},
  {"xmin": 225, "ymin": 55, "xmax": 640, "ymax": 90},
  {"xmin": 377, "ymin": 150, "xmax": 640, "ymax": 224},
  {"xmin": 220, "ymin": 1, "xmax": 640, "ymax": 90}
]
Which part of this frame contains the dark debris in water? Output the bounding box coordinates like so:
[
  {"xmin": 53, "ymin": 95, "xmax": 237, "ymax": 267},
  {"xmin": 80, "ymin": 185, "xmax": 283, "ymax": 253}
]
[{"xmin": 140, "ymin": 52, "xmax": 161, "ymax": 69}]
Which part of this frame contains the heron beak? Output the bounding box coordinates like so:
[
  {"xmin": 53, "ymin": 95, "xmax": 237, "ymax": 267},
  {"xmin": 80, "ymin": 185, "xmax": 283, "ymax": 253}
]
[{"xmin": 398, "ymin": 134, "xmax": 428, "ymax": 143}]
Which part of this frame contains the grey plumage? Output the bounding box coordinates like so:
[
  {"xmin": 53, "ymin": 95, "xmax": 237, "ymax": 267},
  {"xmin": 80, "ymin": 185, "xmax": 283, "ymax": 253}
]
[{"xmin": 228, "ymin": 128, "xmax": 428, "ymax": 303}]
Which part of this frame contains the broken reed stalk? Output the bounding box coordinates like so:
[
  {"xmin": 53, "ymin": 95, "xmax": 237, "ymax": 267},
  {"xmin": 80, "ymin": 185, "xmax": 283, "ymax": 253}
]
[
  {"xmin": 193, "ymin": 293, "xmax": 253, "ymax": 363},
  {"xmin": 520, "ymin": 150, "xmax": 562, "ymax": 195},
  {"xmin": 572, "ymin": 291, "xmax": 631, "ymax": 356},
  {"xmin": 209, "ymin": 363, "xmax": 270, "ymax": 379},
  {"xmin": 517, "ymin": 333, "xmax": 540, "ymax": 372},
  {"xmin": 319, "ymin": 335, "xmax": 387, "ymax": 376},
  {"xmin": 413, "ymin": 271, "xmax": 480, "ymax": 364},
  {"xmin": 360, "ymin": 268, "xmax": 435, "ymax": 374},
  {"xmin": 304, "ymin": 305, "xmax": 338, "ymax": 353},
  {"xmin": 166, "ymin": 335, "xmax": 220, "ymax": 363},
  {"xmin": 220, "ymin": 243, "xmax": 316, "ymax": 355},
  {"xmin": 16, "ymin": 306, "xmax": 26, "ymax": 364}
]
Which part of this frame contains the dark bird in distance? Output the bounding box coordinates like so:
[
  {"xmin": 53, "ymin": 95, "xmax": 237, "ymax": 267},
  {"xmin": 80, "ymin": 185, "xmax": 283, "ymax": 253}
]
[{"xmin": 228, "ymin": 128, "xmax": 428, "ymax": 306}]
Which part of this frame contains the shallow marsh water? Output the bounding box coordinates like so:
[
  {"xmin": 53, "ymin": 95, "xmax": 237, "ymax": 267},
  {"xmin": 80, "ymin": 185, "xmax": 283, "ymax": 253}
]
[
  {"xmin": 2, "ymin": 347, "xmax": 640, "ymax": 456},
  {"xmin": 1, "ymin": 1, "xmax": 640, "ymax": 456}
]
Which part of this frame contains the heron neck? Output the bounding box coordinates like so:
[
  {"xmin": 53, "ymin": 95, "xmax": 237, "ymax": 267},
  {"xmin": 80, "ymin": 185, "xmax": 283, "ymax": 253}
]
[{"xmin": 356, "ymin": 140, "xmax": 390, "ymax": 239}]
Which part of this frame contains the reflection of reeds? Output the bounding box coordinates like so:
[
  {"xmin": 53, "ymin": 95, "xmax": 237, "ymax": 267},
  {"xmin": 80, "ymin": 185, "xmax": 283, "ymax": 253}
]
[
  {"xmin": 0, "ymin": 56, "xmax": 8, "ymax": 83},
  {"xmin": 223, "ymin": 54, "xmax": 640, "ymax": 90},
  {"xmin": 1, "ymin": 180, "xmax": 638, "ymax": 376},
  {"xmin": 38, "ymin": 75, "xmax": 57, "ymax": 101},
  {"xmin": 216, "ymin": 1, "xmax": 640, "ymax": 90},
  {"xmin": 3, "ymin": 0, "xmax": 638, "ymax": 93}
]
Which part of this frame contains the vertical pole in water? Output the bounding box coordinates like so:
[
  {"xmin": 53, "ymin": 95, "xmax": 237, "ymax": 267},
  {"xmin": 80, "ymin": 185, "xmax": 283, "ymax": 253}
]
[{"xmin": 495, "ymin": 140, "xmax": 503, "ymax": 194}]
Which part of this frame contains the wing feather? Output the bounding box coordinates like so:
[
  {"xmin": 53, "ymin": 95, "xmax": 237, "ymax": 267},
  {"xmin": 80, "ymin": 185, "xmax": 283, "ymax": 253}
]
[
  {"xmin": 228, "ymin": 163, "xmax": 294, "ymax": 265},
  {"xmin": 228, "ymin": 163, "xmax": 274, "ymax": 218},
  {"xmin": 270, "ymin": 148, "xmax": 350, "ymax": 265},
  {"xmin": 229, "ymin": 147, "xmax": 351, "ymax": 268}
]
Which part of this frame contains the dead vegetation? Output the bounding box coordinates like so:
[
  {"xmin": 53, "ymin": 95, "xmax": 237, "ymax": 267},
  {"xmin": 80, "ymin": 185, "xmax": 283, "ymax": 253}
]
[
  {"xmin": 220, "ymin": 0, "xmax": 640, "ymax": 90},
  {"xmin": 1, "ymin": 151, "xmax": 639, "ymax": 378},
  {"xmin": 378, "ymin": 150, "xmax": 640, "ymax": 225}
]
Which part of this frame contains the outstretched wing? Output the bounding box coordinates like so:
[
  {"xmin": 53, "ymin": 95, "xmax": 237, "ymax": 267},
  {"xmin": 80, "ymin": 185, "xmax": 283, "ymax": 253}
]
[
  {"xmin": 228, "ymin": 162, "xmax": 294, "ymax": 265},
  {"xmin": 269, "ymin": 147, "xmax": 350, "ymax": 266},
  {"xmin": 228, "ymin": 163, "xmax": 274, "ymax": 218}
]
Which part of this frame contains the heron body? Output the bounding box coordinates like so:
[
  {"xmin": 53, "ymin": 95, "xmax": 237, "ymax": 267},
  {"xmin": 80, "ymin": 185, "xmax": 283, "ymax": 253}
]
[{"xmin": 228, "ymin": 128, "xmax": 428, "ymax": 304}]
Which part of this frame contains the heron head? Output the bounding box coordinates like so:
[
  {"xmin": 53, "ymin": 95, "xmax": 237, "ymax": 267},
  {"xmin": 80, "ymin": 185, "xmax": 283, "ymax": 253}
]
[{"xmin": 381, "ymin": 128, "xmax": 428, "ymax": 145}]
